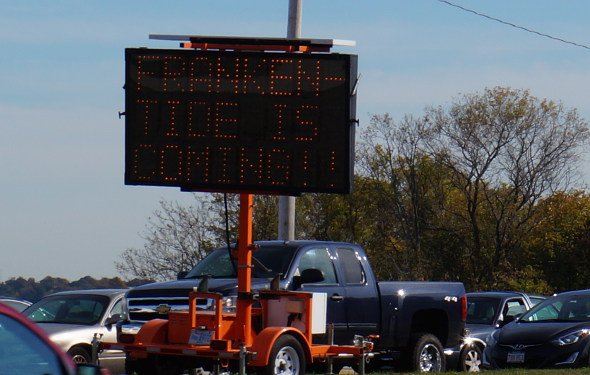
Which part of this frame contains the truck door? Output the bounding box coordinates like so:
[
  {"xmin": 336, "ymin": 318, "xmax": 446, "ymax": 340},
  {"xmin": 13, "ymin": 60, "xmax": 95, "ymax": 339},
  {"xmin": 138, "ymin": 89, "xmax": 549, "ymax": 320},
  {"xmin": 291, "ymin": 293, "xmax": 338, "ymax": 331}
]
[
  {"xmin": 335, "ymin": 246, "xmax": 379, "ymax": 341},
  {"xmin": 292, "ymin": 246, "xmax": 348, "ymax": 344}
]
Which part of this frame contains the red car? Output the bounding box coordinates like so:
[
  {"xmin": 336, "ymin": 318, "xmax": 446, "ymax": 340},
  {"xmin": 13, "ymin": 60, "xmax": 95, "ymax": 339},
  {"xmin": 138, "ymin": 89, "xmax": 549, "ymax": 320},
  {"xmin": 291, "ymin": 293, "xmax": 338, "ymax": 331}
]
[{"xmin": 0, "ymin": 303, "xmax": 107, "ymax": 375}]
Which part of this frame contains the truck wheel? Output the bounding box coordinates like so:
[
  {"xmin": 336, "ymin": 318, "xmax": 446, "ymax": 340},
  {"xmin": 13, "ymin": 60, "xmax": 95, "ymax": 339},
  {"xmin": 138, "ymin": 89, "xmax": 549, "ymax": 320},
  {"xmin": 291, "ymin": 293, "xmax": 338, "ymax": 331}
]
[
  {"xmin": 67, "ymin": 346, "xmax": 91, "ymax": 364},
  {"xmin": 263, "ymin": 335, "xmax": 306, "ymax": 375},
  {"xmin": 459, "ymin": 344, "xmax": 482, "ymax": 372},
  {"xmin": 410, "ymin": 333, "xmax": 445, "ymax": 372}
]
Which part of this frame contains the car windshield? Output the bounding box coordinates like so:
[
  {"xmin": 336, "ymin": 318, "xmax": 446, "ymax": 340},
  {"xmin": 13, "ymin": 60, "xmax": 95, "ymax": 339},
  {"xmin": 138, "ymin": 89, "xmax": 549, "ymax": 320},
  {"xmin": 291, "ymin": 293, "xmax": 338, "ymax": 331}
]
[
  {"xmin": 25, "ymin": 294, "xmax": 110, "ymax": 325},
  {"xmin": 520, "ymin": 293, "xmax": 590, "ymax": 322},
  {"xmin": 466, "ymin": 297, "xmax": 500, "ymax": 325},
  {"xmin": 185, "ymin": 246, "xmax": 297, "ymax": 279}
]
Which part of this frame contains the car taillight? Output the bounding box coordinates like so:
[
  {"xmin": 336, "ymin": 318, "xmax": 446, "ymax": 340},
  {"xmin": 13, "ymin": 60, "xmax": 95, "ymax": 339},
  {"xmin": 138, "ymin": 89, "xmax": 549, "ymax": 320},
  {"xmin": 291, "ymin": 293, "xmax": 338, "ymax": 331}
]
[{"xmin": 461, "ymin": 294, "xmax": 467, "ymax": 321}]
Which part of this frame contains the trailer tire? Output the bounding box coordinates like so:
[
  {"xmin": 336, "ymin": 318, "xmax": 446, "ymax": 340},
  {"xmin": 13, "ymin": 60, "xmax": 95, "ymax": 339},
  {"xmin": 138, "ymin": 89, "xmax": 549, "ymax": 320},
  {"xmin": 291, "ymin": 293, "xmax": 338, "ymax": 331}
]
[
  {"xmin": 410, "ymin": 333, "xmax": 445, "ymax": 372},
  {"xmin": 263, "ymin": 335, "xmax": 306, "ymax": 375}
]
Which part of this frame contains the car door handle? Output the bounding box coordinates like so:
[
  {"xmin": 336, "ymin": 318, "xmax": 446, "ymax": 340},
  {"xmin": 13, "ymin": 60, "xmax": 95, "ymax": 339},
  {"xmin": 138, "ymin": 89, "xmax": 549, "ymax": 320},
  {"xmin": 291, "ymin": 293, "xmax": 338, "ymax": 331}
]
[{"xmin": 331, "ymin": 295, "xmax": 344, "ymax": 301}]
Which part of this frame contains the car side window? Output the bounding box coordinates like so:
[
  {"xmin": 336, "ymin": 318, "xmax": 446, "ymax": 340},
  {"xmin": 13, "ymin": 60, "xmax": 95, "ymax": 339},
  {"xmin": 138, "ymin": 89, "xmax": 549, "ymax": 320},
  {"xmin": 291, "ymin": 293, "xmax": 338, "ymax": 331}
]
[
  {"xmin": 336, "ymin": 247, "xmax": 366, "ymax": 285},
  {"xmin": 524, "ymin": 301, "xmax": 561, "ymax": 321},
  {"xmin": 110, "ymin": 299, "xmax": 123, "ymax": 317},
  {"xmin": 296, "ymin": 247, "xmax": 337, "ymax": 284},
  {"xmin": 504, "ymin": 299, "xmax": 527, "ymax": 318}
]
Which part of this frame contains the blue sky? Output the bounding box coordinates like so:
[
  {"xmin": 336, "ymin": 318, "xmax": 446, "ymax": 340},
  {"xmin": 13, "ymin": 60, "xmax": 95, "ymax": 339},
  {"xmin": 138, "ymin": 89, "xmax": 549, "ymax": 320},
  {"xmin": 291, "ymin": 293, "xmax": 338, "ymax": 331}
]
[{"xmin": 1, "ymin": 0, "xmax": 589, "ymax": 281}]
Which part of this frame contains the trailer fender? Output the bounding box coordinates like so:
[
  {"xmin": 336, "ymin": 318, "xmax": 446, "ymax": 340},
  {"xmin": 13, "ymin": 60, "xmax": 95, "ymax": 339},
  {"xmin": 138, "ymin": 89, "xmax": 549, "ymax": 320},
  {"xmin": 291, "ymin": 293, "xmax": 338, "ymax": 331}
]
[
  {"xmin": 135, "ymin": 319, "xmax": 168, "ymax": 345},
  {"xmin": 248, "ymin": 327, "xmax": 311, "ymax": 367}
]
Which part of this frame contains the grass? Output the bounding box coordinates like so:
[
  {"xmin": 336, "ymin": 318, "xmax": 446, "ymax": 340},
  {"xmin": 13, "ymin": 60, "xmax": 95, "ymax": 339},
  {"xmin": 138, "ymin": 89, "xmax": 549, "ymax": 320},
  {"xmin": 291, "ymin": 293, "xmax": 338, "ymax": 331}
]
[{"xmin": 398, "ymin": 371, "xmax": 589, "ymax": 375}]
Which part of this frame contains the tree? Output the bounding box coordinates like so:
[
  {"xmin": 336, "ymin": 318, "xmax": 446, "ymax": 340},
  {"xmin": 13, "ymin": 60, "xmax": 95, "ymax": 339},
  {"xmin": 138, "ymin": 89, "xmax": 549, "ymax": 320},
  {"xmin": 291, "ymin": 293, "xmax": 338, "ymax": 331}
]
[
  {"xmin": 526, "ymin": 191, "xmax": 590, "ymax": 293},
  {"xmin": 116, "ymin": 195, "xmax": 218, "ymax": 282},
  {"xmin": 355, "ymin": 87, "xmax": 589, "ymax": 288},
  {"xmin": 425, "ymin": 87, "xmax": 589, "ymax": 288},
  {"xmin": 357, "ymin": 113, "xmax": 451, "ymax": 280}
]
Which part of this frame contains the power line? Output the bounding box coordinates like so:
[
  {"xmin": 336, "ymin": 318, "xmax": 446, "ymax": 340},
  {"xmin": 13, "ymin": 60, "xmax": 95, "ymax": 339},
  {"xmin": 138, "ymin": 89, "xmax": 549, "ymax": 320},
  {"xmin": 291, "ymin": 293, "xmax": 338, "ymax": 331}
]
[{"xmin": 436, "ymin": 0, "xmax": 590, "ymax": 51}]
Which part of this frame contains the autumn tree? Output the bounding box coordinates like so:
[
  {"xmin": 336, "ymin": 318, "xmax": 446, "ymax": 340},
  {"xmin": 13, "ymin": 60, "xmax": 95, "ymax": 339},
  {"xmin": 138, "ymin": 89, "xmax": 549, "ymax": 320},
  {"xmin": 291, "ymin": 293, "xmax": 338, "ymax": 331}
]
[
  {"xmin": 425, "ymin": 87, "xmax": 589, "ymax": 288},
  {"xmin": 525, "ymin": 191, "xmax": 590, "ymax": 293},
  {"xmin": 356, "ymin": 87, "xmax": 589, "ymax": 288},
  {"xmin": 357, "ymin": 114, "xmax": 442, "ymax": 280}
]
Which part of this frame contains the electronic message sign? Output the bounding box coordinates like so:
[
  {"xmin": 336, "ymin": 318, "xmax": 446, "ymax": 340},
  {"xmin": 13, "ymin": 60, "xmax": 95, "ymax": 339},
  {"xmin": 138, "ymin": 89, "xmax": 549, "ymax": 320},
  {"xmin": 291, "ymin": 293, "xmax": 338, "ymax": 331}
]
[{"xmin": 124, "ymin": 48, "xmax": 358, "ymax": 194}]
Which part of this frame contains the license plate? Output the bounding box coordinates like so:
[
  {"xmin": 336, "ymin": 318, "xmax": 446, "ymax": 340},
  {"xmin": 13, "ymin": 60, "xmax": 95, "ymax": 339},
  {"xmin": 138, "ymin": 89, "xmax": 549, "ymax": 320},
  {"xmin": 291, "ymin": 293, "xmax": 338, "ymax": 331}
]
[
  {"xmin": 507, "ymin": 351, "xmax": 525, "ymax": 363},
  {"xmin": 189, "ymin": 329, "xmax": 213, "ymax": 345}
]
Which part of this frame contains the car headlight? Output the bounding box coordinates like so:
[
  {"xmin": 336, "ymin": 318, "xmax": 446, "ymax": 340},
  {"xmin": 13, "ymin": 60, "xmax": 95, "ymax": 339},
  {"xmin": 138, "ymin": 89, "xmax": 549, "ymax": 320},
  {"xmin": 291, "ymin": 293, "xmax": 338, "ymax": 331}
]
[{"xmin": 552, "ymin": 329, "xmax": 590, "ymax": 346}]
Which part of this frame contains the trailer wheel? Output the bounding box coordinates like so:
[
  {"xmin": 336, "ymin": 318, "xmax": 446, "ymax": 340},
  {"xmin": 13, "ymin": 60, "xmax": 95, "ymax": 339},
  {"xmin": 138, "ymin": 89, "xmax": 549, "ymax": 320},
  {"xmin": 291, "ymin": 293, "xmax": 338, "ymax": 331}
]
[
  {"xmin": 263, "ymin": 335, "xmax": 305, "ymax": 375},
  {"xmin": 410, "ymin": 333, "xmax": 445, "ymax": 372}
]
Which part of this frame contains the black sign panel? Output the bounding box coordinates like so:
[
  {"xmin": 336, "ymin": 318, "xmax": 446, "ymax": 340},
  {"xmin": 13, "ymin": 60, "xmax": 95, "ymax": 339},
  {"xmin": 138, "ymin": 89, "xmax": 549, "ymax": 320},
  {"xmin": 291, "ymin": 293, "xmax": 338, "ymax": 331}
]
[{"xmin": 124, "ymin": 48, "xmax": 357, "ymax": 194}]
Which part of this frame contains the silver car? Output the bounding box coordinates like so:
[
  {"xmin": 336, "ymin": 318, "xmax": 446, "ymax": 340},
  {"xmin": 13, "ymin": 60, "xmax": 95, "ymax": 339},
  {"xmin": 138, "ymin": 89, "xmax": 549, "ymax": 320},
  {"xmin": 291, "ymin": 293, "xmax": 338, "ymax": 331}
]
[
  {"xmin": 23, "ymin": 289, "xmax": 127, "ymax": 374},
  {"xmin": 0, "ymin": 296, "xmax": 32, "ymax": 312}
]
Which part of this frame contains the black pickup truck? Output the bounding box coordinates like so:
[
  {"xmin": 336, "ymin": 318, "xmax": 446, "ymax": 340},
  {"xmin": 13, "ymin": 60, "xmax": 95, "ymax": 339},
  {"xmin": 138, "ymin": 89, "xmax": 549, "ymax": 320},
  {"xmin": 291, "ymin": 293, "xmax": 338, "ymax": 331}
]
[{"xmin": 120, "ymin": 240, "xmax": 466, "ymax": 372}]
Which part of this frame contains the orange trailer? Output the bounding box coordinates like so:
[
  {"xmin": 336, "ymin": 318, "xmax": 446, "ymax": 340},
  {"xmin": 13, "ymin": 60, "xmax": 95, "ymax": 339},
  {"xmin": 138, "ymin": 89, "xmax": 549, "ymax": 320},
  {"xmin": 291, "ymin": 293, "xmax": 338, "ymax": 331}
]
[{"xmin": 101, "ymin": 194, "xmax": 374, "ymax": 375}]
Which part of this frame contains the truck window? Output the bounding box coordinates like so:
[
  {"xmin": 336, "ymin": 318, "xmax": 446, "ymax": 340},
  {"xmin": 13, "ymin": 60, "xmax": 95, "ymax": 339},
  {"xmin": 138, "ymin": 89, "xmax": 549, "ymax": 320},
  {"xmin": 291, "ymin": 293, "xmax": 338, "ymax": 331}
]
[
  {"xmin": 296, "ymin": 247, "xmax": 337, "ymax": 284},
  {"xmin": 336, "ymin": 247, "xmax": 366, "ymax": 285}
]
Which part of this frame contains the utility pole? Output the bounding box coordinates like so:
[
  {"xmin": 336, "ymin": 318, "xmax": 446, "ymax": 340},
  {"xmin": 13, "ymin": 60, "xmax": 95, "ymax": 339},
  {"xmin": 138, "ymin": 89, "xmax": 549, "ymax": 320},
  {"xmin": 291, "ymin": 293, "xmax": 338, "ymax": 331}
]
[{"xmin": 278, "ymin": 0, "xmax": 302, "ymax": 241}]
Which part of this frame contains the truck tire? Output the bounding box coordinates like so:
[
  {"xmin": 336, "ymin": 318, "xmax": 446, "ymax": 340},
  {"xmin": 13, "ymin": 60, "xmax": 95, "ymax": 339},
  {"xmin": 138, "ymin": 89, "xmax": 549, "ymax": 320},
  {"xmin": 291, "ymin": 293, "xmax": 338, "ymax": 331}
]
[
  {"xmin": 263, "ymin": 335, "xmax": 306, "ymax": 375},
  {"xmin": 410, "ymin": 333, "xmax": 445, "ymax": 372},
  {"xmin": 67, "ymin": 346, "xmax": 91, "ymax": 364},
  {"xmin": 459, "ymin": 344, "xmax": 482, "ymax": 372}
]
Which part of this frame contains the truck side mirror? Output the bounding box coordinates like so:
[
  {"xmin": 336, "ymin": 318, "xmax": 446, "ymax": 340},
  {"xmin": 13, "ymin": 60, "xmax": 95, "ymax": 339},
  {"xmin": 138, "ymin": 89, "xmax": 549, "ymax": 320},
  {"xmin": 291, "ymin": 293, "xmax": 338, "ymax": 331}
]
[
  {"xmin": 177, "ymin": 271, "xmax": 188, "ymax": 279},
  {"xmin": 104, "ymin": 314, "xmax": 121, "ymax": 327}
]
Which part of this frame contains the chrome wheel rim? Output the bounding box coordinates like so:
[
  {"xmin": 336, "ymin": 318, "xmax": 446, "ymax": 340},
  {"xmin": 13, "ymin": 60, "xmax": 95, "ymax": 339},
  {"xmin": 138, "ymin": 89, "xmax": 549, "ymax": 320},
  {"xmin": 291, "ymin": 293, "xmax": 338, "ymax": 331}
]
[
  {"xmin": 464, "ymin": 349, "xmax": 481, "ymax": 372},
  {"xmin": 419, "ymin": 343, "xmax": 442, "ymax": 372},
  {"xmin": 71, "ymin": 353, "xmax": 88, "ymax": 364},
  {"xmin": 273, "ymin": 345, "xmax": 300, "ymax": 375}
]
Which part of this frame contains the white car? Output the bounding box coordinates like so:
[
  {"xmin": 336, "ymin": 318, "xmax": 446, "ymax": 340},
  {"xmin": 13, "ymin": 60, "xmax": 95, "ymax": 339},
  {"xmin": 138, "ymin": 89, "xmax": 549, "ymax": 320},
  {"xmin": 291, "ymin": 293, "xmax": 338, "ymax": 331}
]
[{"xmin": 23, "ymin": 289, "xmax": 127, "ymax": 374}]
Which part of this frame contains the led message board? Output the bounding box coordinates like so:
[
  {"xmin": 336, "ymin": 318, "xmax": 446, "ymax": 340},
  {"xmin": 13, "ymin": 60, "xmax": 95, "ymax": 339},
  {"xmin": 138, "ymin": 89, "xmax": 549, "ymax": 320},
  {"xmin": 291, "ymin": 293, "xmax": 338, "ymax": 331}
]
[{"xmin": 124, "ymin": 48, "xmax": 358, "ymax": 194}]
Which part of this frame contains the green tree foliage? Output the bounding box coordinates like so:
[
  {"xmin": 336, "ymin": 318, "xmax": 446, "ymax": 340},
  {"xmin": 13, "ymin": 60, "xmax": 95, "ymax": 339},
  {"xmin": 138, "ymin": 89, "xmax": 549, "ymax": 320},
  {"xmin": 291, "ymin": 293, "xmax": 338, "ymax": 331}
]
[{"xmin": 525, "ymin": 192, "xmax": 590, "ymax": 293}]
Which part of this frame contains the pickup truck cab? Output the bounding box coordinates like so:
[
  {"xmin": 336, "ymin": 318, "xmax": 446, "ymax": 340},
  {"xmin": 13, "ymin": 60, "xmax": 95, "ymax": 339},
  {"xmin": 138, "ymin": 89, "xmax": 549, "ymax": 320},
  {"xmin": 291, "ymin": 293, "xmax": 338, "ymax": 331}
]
[{"xmin": 120, "ymin": 241, "xmax": 466, "ymax": 372}]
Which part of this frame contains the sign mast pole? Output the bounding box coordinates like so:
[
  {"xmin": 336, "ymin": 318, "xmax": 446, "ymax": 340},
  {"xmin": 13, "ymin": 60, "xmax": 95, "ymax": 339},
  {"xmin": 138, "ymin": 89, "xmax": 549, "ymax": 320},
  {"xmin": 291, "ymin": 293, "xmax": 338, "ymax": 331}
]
[{"xmin": 278, "ymin": 0, "xmax": 302, "ymax": 241}]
